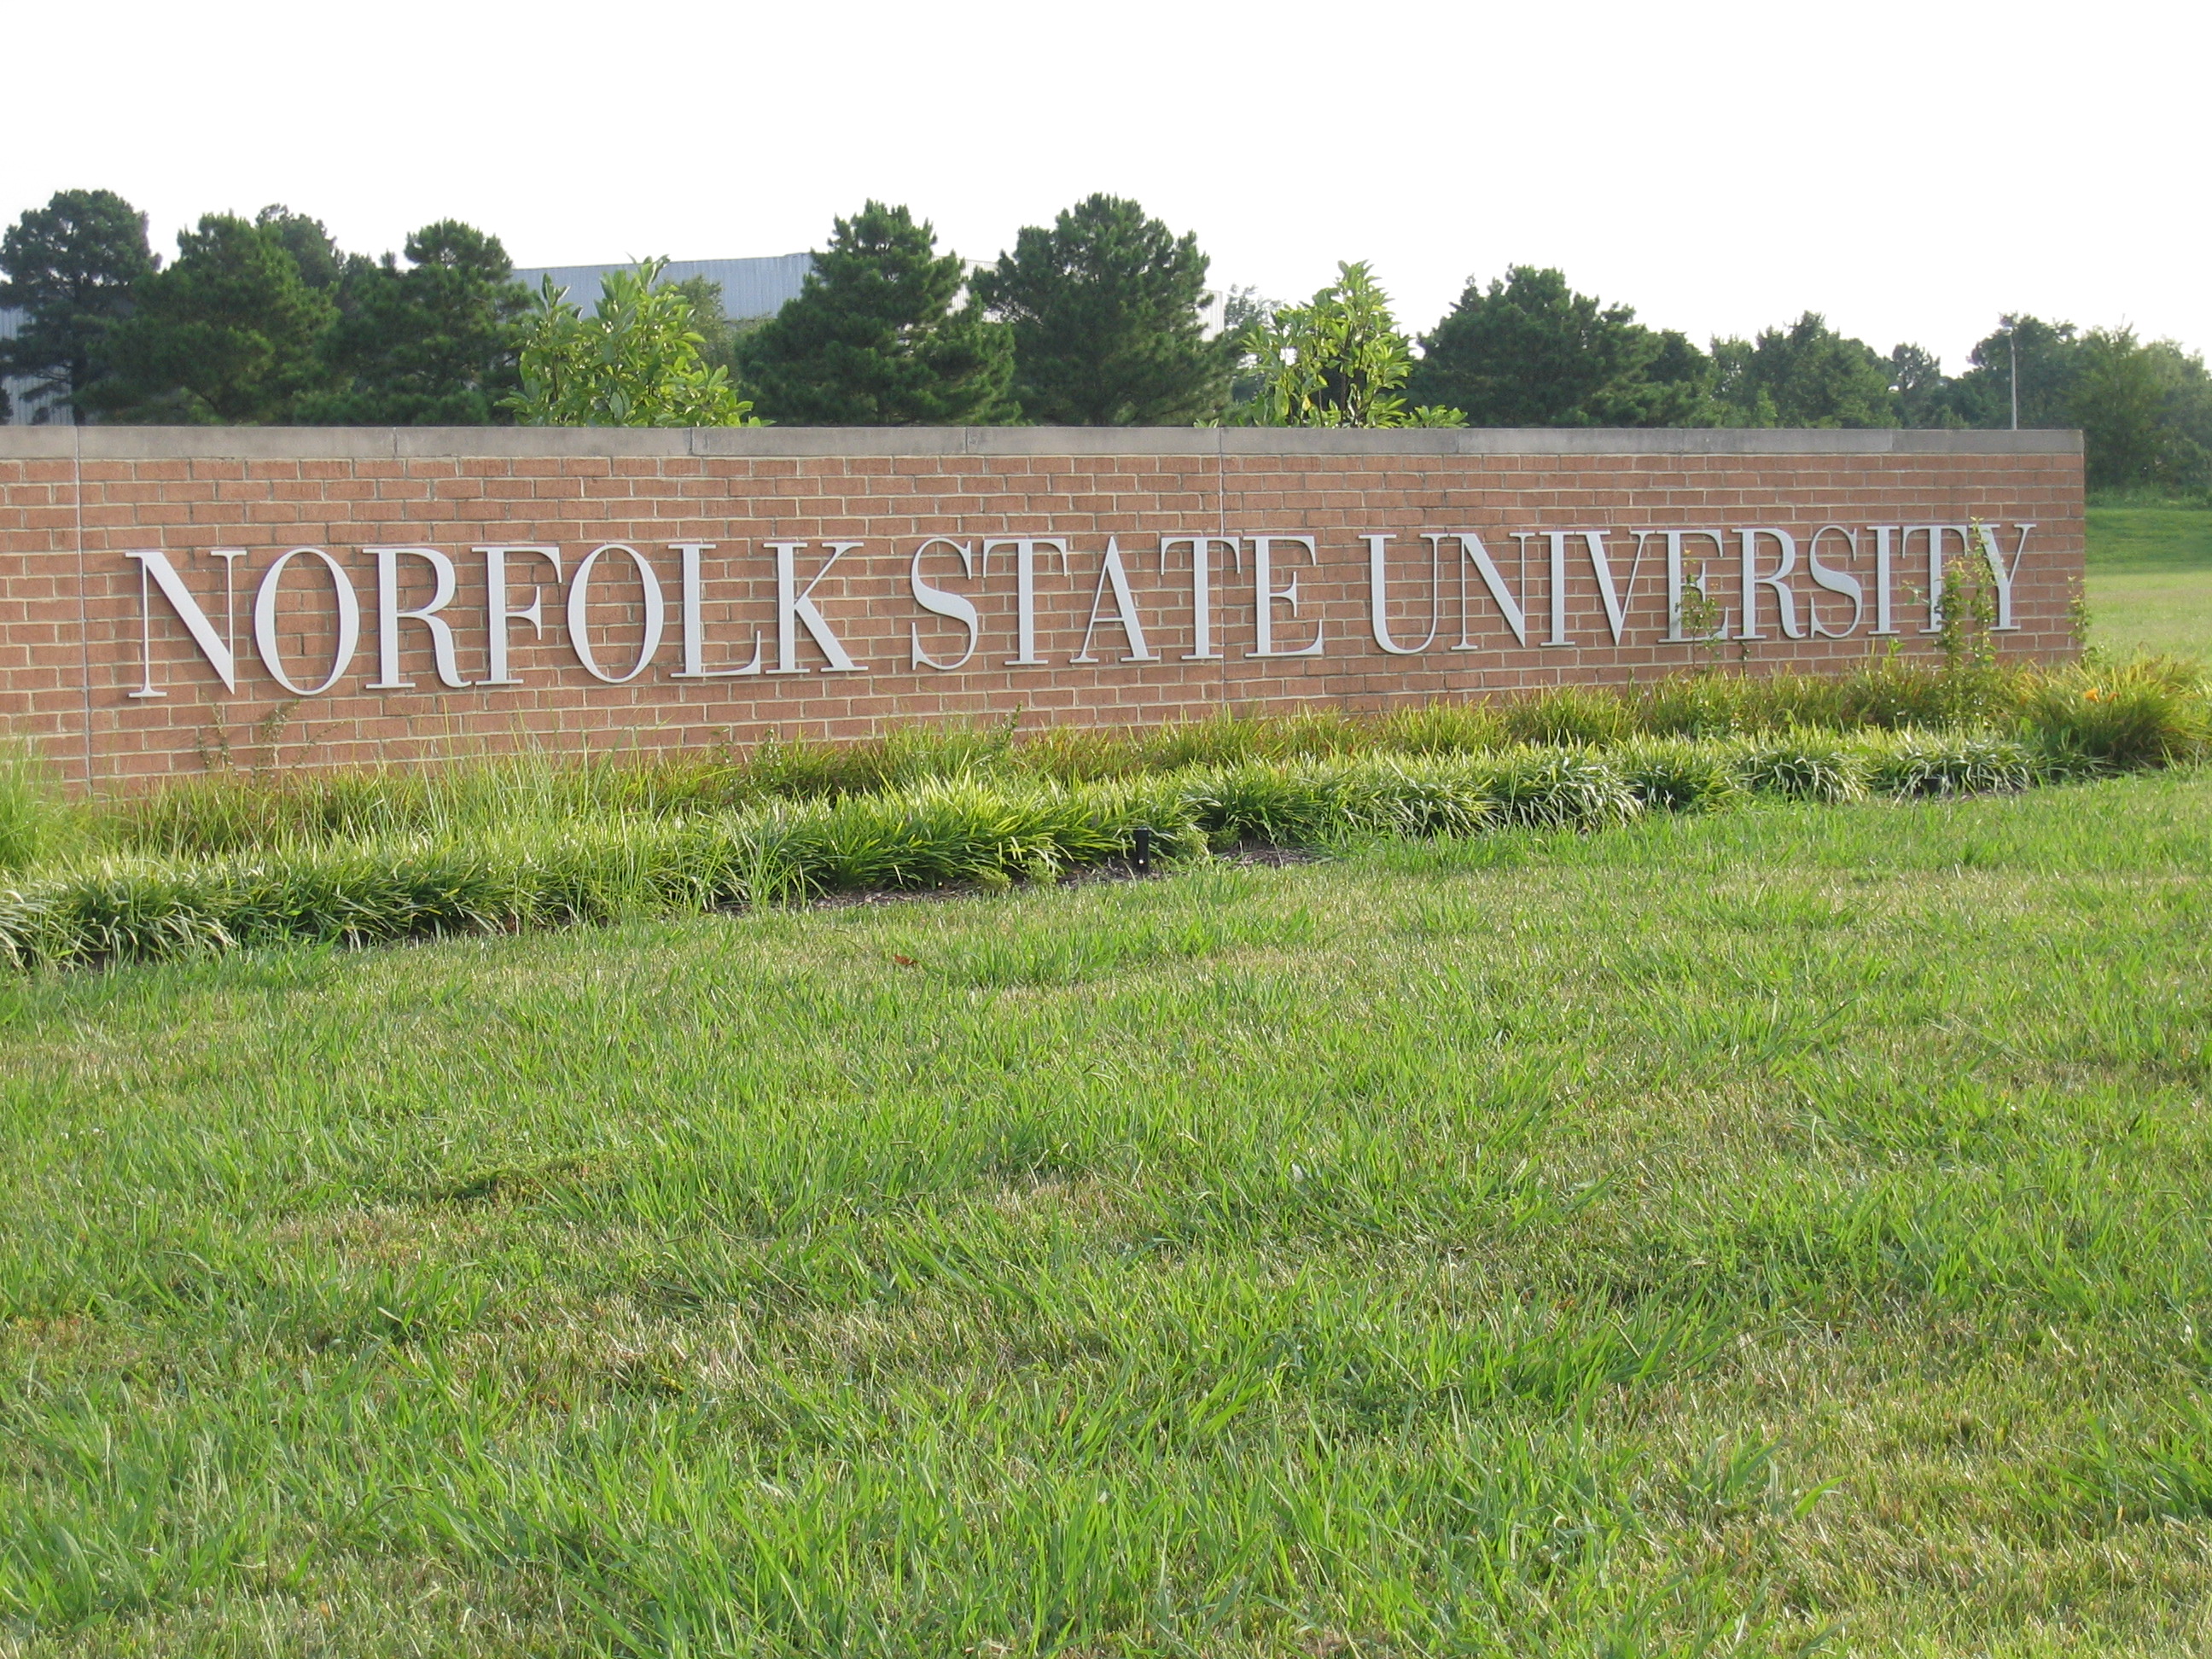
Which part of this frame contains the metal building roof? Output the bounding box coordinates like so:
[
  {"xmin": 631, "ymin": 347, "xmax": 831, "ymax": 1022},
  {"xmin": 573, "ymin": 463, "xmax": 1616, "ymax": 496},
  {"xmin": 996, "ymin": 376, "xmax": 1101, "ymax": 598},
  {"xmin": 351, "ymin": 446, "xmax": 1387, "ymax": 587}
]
[{"xmin": 511, "ymin": 253, "xmax": 812, "ymax": 319}]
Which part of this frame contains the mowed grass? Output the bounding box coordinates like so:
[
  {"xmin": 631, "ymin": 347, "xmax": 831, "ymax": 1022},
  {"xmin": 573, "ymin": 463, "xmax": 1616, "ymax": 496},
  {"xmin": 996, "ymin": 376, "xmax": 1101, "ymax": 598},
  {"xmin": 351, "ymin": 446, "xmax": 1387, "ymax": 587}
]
[
  {"xmin": 3, "ymin": 771, "xmax": 2211, "ymax": 1656},
  {"xmin": 2086, "ymin": 505, "xmax": 2212, "ymax": 660}
]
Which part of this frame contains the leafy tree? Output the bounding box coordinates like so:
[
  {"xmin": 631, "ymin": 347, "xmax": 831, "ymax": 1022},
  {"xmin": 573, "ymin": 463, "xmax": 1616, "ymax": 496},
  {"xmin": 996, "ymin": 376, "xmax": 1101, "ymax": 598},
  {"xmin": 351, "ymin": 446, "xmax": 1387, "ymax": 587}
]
[
  {"xmin": 1887, "ymin": 343, "xmax": 1959, "ymax": 428},
  {"xmin": 740, "ymin": 201, "xmax": 1016, "ymax": 425},
  {"xmin": 83, "ymin": 214, "xmax": 336, "ymax": 423},
  {"xmin": 1712, "ymin": 313, "xmax": 1895, "ymax": 428},
  {"xmin": 505, "ymin": 257, "xmax": 757, "ymax": 427},
  {"xmin": 0, "ymin": 189, "xmax": 157, "ymax": 422},
  {"xmin": 2068, "ymin": 328, "xmax": 2212, "ymax": 492},
  {"xmin": 1235, "ymin": 262, "xmax": 1463, "ymax": 428},
  {"xmin": 1947, "ymin": 315, "xmax": 2081, "ymax": 429},
  {"xmin": 1406, "ymin": 265, "xmax": 1713, "ymax": 426},
  {"xmin": 974, "ymin": 194, "xmax": 1231, "ymax": 425},
  {"xmin": 296, "ymin": 221, "xmax": 528, "ymax": 424}
]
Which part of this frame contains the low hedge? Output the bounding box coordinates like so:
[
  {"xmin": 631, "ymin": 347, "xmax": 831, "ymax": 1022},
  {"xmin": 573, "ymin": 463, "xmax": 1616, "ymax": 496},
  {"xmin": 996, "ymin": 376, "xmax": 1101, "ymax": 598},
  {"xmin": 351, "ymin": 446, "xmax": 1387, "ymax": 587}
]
[
  {"xmin": 33, "ymin": 658, "xmax": 2203, "ymax": 867},
  {"xmin": 0, "ymin": 725, "xmax": 2160, "ymax": 970}
]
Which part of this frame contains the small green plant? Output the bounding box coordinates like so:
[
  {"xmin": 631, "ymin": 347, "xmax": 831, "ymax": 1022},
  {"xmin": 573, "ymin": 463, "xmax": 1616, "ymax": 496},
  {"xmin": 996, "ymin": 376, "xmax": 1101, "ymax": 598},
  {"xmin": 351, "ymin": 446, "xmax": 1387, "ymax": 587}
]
[
  {"xmin": 1232, "ymin": 262, "xmax": 1464, "ymax": 428},
  {"xmin": 1936, "ymin": 527, "xmax": 2003, "ymax": 682},
  {"xmin": 507, "ymin": 258, "xmax": 761, "ymax": 428},
  {"xmin": 1675, "ymin": 556, "xmax": 1734, "ymax": 665}
]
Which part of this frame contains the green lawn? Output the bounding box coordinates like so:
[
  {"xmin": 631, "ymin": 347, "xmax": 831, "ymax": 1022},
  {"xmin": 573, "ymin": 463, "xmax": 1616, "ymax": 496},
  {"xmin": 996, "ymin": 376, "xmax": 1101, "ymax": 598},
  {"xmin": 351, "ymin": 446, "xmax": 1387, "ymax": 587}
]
[
  {"xmin": 2086, "ymin": 505, "xmax": 2212, "ymax": 659},
  {"xmin": 6, "ymin": 773, "xmax": 2211, "ymax": 1655}
]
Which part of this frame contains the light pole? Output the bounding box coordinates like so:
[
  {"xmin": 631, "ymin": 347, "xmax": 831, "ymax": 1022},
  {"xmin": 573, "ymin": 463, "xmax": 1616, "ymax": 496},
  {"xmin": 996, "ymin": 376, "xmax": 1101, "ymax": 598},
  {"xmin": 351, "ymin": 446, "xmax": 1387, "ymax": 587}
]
[{"xmin": 2009, "ymin": 325, "xmax": 2019, "ymax": 431}]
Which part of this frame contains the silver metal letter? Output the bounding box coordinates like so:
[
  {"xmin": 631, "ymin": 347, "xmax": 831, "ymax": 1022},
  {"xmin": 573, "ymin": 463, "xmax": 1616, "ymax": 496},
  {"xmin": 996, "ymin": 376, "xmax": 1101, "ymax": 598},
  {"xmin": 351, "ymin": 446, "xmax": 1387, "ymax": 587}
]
[
  {"xmin": 1906, "ymin": 525, "xmax": 1972, "ymax": 635},
  {"xmin": 124, "ymin": 548, "xmax": 243, "ymax": 697},
  {"xmin": 480, "ymin": 544, "xmax": 562, "ymax": 687},
  {"xmin": 1248, "ymin": 533, "xmax": 1324, "ymax": 658},
  {"xmin": 1365, "ymin": 533, "xmax": 1441, "ymax": 656},
  {"xmin": 1805, "ymin": 526, "xmax": 1866, "ymax": 639},
  {"xmin": 765, "ymin": 540, "xmax": 864, "ymax": 674},
  {"xmin": 369, "ymin": 545, "xmax": 472, "ymax": 690},
  {"xmin": 1868, "ymin": 525, "xmax": 1901, "ymax": 636},
  {"xmin": 566, "ymin": 544, "xmax": 667, "ymax": 684},
  {"xmin": 1575, "ymin": 530, "xmax": 1639, "ymax": 645},
  {"xmin": 1657, "ymin": 530, "xmax": 1730, "ymax": 643},
  {"xmin": 910, "ymin": 538, "xmax": 981, "ymax": 671},
  {"xmin": 253, "ymin": 546, "xmax": 361, "ymax": 696},
  {"xmin": 981, "ymin": 537, "xmax": 1068, "ymax": 667},
  {"xmin": 1737, "ymin": 529, "xmax": 1804, "ymax": 641},
  {"xmin": 1073, "ymin": 537, "xmax": 1156, "ymax": 664},
  {"xmin": 1159, "ymin": 534, "xmax": 1242, "ymax": 661},
  {"xmin": 1437, "ymin": 532, "xmax": 1530, "ymax": 650},
  {"xmin": 1976, "ymin": 522, "xmax": 2034, "ymax": 632},
  {"xmin": 669, "ymin": 542, "xmax": 764, "ymax": 679}
]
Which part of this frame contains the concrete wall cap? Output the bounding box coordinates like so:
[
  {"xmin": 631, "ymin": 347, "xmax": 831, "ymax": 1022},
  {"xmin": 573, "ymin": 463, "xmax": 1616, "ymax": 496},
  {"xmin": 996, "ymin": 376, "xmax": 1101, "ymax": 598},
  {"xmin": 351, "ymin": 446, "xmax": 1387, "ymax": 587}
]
[{"xmin": 0, "ymin": 424, "xmax": 2086, "ymax": 462}]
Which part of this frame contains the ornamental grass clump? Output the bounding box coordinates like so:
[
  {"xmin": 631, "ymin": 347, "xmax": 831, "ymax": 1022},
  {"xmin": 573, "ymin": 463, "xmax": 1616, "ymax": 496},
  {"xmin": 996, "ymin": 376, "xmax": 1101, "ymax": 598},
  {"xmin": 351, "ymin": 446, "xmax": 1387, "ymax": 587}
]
[
  {"xmin": 1368, "ymin": 699, "xmax": 1511, "ymax": 756},
  {"xmin": 1474, "ymin": 748, "xmax": 1642, "ymax": 830},
  {"xmin": 1181, "ymin": 756, "xmax": 1498, "ymax": 847},
  {"xmin": 0, "ymin": 742, "xmax": 70, "ymax": 874},
  {"xmin": 1612, "ymin": 740, "xmax": 1745, "ymax": 814},
  {"xmin": 2014, "ymin": 658, "xmax": 2210, "ymax": 773},
  {"xmin": 1731, "ymin": 733, "xmax": 1870, "ymax": 804},
  {"xmin": 1860, "ymin": 731, "xmax": 2042, "ymax": 798},
  {"xmin": 779, "ymin": 777, "xmax": 1132, "ymax": 892},
  {"xmin": 1180, "ymin": 763, "xmax": 1363, "ymax": 848},
  {"xmin": 1500, "ymin": 684, "xmax": 1638, "ymax": 748}
]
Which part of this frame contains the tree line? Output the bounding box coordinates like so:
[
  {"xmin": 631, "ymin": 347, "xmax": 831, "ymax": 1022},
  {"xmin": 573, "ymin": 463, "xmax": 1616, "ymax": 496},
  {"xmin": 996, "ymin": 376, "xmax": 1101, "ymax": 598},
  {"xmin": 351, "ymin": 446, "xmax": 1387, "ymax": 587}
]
[{"xmin": 3, "ymin": 187, "xmax": 2207, "ymax": 492}]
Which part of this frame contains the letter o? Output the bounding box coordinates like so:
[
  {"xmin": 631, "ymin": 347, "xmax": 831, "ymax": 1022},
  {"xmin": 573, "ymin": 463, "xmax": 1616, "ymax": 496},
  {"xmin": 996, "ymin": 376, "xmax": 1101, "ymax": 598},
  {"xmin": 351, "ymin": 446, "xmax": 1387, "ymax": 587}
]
[
  {"xmin": 253, "ymin": 547, "xmax": 361, "ymax": 696},
  {"xmin": 567, "ymin": 544, "xmax": 667, "ymax": 684}
]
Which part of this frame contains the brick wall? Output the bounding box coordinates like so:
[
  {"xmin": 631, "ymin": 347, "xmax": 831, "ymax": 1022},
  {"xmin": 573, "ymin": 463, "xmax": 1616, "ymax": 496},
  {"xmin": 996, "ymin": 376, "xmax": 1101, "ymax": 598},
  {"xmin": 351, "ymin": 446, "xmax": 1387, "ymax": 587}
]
[{"xmin": 0, "ymin": 427, "xmax": 2083, "ymax": 790}]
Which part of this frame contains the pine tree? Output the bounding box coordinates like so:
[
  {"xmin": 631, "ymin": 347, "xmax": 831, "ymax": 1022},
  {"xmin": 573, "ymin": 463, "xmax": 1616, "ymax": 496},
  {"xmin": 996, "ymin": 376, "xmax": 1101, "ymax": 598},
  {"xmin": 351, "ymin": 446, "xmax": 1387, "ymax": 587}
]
[
  {"xmin": 297, "ymin": 221, "xmax": 529, "ymax": 425},
  {"xmin": 974, "ymin": 194, "xmax": 1231, "ymax": 425},
  {"xmin": 741, "ymin": 202, "xmax": 1015, "ymax": 426},
  {"xmin": 0, "ymin": 189, "xmax": 158, "ymax": 422},
  {"xmin": 1407, "ymin": 266, "xmax": 1714, "ymax": 427},
  {"xmin": 84, "ymin": 214, "xmax": 336, "ymax": 423}
]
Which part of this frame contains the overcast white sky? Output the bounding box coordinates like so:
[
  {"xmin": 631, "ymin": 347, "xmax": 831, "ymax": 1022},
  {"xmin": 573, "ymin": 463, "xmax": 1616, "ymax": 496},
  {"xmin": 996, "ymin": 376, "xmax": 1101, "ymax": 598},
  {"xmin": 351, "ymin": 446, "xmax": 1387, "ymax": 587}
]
[{"xmin": 6, "ymin": 0, "xmax": 2198, "ymax": 371}]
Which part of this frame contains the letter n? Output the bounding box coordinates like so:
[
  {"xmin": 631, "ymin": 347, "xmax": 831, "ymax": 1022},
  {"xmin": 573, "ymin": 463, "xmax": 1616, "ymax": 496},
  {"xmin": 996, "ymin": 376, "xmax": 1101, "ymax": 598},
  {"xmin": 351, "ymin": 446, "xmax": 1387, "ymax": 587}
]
[{"xmin": 125, "ymin": 549, "xmax": 244, "ymax": 697}]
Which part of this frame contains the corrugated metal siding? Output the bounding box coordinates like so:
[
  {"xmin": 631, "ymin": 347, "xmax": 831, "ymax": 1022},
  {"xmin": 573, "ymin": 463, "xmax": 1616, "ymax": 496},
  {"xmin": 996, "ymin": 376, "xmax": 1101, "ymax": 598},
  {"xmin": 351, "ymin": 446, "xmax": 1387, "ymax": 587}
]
[
  {"xmin": 0, "ymin": 306, "xmax": 45, "ymax": 427},
  {"xmin": 512, "ymin": 253, "xmax": 812, "ymax": 319}
]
